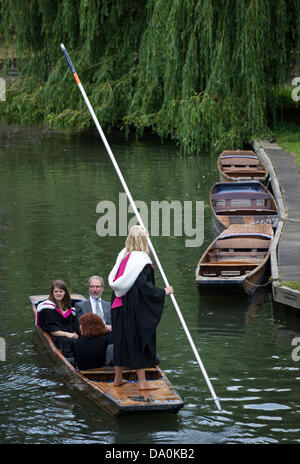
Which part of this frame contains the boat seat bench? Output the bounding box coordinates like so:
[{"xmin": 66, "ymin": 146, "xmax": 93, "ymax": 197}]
[
  {"xmin": 200, "ymin": 262, "xmax": 259, "ymax": 276},
  {"xmin": 216, "ymin": 213, "xmax": 276, "ymax": 218},
  {"xmin": 222, "ymin": 167, "xmax": 265, "ymax": 173},
  {"xmin": 208, "ymin": 251, "xmax": 266, "ymax": 256},
  {"xmin": 215, "ymin": 239, "xmax": 270, "ymax": 249},
  {"xmin": 201, "ymin": 262, "xmax": 258, "ymax": 266},
  {"xmin": 208, "ymin": 257, "xmax": 262, "ymax": 264},
  {"xmin": 79, "ymin": 367, "xmax": 158, "ymax": 375},
  {"xmin": 212, "ymin": 191, "xmax": 270, "ymax": 200},
  {"xmin": 79, "ymin": 367, "xmax": 162, "ymax": 382},
  {"xmin": 222, "ymin": 162, "xmax": 261, "ymax": 166}
]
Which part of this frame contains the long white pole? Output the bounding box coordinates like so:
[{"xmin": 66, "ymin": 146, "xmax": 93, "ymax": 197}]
[{"xmin": 60, "ymin": 43, "xmax": 222, "ymax": 411}]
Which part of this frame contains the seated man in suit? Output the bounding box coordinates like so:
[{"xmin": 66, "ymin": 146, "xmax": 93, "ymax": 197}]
[{"xmin": 75, "ymin": 275, "xmax": 112, "ymax": 345}]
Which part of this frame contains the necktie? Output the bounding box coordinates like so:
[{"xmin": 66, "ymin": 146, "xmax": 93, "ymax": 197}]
[{"xmin": 95, "ymin": 299, "xmax": 104, "ymax": 320}]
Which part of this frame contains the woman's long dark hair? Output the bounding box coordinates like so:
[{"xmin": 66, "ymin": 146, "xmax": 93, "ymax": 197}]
[{"xmin": 49, "ymin": 279, "xmax": 72, "ymax": 310}]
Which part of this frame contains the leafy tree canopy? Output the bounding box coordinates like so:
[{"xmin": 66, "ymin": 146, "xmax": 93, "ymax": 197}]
[{"xmin": 1, "ymin": 0, "xmax": 299, "ymax": 153}]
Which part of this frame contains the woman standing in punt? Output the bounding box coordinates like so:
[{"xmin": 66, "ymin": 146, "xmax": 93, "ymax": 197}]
[{"xmin": 109, "ymin": 225, "xmax": 173, "ymax": 390}]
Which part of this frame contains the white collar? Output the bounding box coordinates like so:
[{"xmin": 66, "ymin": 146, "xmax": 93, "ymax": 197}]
[
  {"xmin": 90, "ymin": 296, "xmax": 102, "ymax": 301},
  {"xmin": 108, "ymin": 248, "xmax": 152, "ymax": 297}
]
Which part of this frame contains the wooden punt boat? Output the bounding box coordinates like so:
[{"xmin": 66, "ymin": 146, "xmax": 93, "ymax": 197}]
[
  {"xmin": 217, "ymin": 150, "xmax": 268, "ymax": 183},
  {"xmin": 210, "ymin": 181, "xmax": 279, "ymax": 235},
  {"xmin": 30, "ymin": 294, "xmax": 184, "ymax": 416},
  {"xmin": 195, "ymin": 224, "xmax": 273, "ymax": 295}
]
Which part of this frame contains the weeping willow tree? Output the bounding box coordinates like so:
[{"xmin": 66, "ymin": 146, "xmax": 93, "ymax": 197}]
[{"xmin": 0, "ymin": 0, "xmax": 299, "ymax": 153}]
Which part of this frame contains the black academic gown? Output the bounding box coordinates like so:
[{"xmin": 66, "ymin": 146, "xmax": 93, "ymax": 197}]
[
  {"xmin": 73, "ymin": 336, "xmax": 108, "ymax": 370},
  {"xmin": 111, "ymin": 264, "xmax": 165, "ymax": 369},
  {"xmin": 38, "ymin": 308, "xmax": 80, "ymax": 357}
]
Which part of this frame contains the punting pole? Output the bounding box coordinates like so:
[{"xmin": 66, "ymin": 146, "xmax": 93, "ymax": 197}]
[{"xmin": 60, "ymin": 43, "xmax": 222, "ymax": 412}]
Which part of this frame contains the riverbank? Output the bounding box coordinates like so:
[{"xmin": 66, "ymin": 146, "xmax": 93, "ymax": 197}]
[
  {"xmin": 275, "ymin": 122, "xmax": 300, "ymax": 169},
  {"xmin": 254, "ymin": 139, "xmax": 300, "ymax": 310}
]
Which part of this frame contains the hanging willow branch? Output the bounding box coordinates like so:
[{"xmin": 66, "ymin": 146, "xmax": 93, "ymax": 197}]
[{"xmin": 0, "ymin": 0, "xmax": 299, "ymax": 153}]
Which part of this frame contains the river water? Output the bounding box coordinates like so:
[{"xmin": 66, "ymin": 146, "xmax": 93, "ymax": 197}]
[{"xmin": 0, "ymin": 128, "xmax": 300, "ymax": 445}]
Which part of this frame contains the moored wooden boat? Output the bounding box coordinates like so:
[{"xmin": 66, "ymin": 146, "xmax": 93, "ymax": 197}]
[
  {"xmin": 30, "ymin": 294, "xmax": 184, "ymax": 416},
  {"xmin": 196, "ymin": 224, "xmax": 273, "ymax": 295},
  {"xmin": 210, "ymin": 181, "xmax": 279, "ymax": 235},
  {"xmin": 217, "ymin": 150, "xmax": 268, "ymax": 183}
]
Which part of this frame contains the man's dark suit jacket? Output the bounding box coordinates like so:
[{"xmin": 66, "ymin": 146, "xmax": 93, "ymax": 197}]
[{"xmin": 75, "ymin": 298, "xmax": 112, "ymax": 326}]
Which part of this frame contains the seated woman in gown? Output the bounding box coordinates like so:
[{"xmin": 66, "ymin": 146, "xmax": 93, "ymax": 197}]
[
  {"xmin": 36, "ymin": 279, "xmax": 80, "ymax": 360},
  {"xmin": 73, "ymin": 313, "xmax": 109, "ymax": 370}
]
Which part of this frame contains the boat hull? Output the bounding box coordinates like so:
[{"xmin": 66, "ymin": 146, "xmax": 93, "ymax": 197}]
[
  {"xmin": 30, "ymin": 295, "xmax": 184, "ymax": 416},
  {"xmin": 211, "ymin": 211, "xmax": 279, "ymax": 238},
  {"xmin": 219, "ymin": 172, "xmax": 268, "ymax": 184},
  {"xmin": 217, "ymin": 150, "xmax": 268, "ymax": 184},
  {"xmin": 195, "ymin": 224, "xmax": 273, "ymax": 296},
  {"xmin": 196, "ymin": 260, "xmax": 269, "ymax": 296},
  {"xmin": 210, "ymin": 181, "xmax": 279, "ymax": 237}
]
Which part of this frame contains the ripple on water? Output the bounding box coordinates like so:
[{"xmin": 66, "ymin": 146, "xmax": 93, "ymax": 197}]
[
  {"xmin": 1, "ymin": 135, "xmax": 300, "ymax": 444},
  {"xmin": 243, "ymin": 403, "xmax": 291, "ymax": 411}
]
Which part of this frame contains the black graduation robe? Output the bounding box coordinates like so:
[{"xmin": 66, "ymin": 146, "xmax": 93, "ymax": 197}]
[
  {"xmin": 38, "ymin": 308, "xmax": 80, "ymax": 357},
  {"xmin": 111, "ymin": 264, "xmax": 165, "ymax": 369},
  {"xmin": 73, "ymin": 336, "xmax": 108, "ymax": 370}
]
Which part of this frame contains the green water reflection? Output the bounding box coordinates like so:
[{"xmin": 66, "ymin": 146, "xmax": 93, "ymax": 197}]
[{"xmin": 0, "ymin": 129, "xmax": 300, "ymax": 444}]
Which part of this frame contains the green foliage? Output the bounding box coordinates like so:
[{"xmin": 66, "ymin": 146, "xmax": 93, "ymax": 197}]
[
  {"xmin": 275, "ymin": 122, "xmax": 300, "ymax": 168},
  {"xmin": 281, "ymin": 281, "xmax": 300, "ymax": 291},
  {"xmin": 0, "ymin": 0, "xmax": 299, "ymax": 153}
]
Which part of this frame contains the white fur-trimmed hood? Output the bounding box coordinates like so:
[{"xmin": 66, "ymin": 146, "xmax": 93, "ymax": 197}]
[{"xmin": 108, "ymin": 248, "xmax": 152, "ymax": 297}]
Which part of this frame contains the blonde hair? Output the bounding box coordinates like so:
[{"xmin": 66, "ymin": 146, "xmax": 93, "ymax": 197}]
[{"xmin": 125, "ymin": 225, "xmax": 149, "ymax": 254}]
